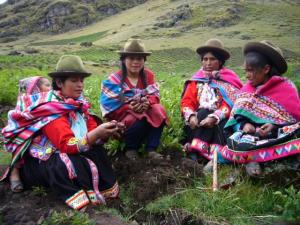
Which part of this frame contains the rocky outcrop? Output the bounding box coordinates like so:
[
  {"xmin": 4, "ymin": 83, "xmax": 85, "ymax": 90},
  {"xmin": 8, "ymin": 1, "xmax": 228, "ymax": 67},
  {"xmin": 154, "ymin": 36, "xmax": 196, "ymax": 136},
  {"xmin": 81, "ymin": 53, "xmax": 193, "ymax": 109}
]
[
  {"xmin": 204, "ymin": 2, "xmax": 244, "ymax": 28},
  {"xmin": 0, "ymin": 0, "xmax": 148, "ymax": 42},
  {"xmin": 154, "ymin": 4, "xmax": 192, "ymax": 28}
]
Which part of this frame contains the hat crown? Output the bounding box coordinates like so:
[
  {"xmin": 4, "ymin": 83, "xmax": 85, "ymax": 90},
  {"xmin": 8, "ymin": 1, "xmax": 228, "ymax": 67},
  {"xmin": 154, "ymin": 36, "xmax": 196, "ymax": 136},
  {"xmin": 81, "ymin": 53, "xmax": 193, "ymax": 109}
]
[
  {"xmin": 56, "ymin": 55, "xmax": 88, "ymax": 73},
  {"xmin": 204, "ymin": 38, "xmax": 225, "ymax": 49},
  {"xmin": 118, "ymin": 38, "xmax": 151, "ymax": 56},
  {"xmin": 243, "ymin": 40, "xmax": 287, "ymax": 74},
  {"xmin": 260, "ymin": 40, "xmax": 283, "ymax": 57},
  {"xmin": 122, "ymin": 38, "xmax": 146, "ymax": 53},
  {"xmin": 196, "ymin": 38, "xmax": 230, "ymax": 60}
]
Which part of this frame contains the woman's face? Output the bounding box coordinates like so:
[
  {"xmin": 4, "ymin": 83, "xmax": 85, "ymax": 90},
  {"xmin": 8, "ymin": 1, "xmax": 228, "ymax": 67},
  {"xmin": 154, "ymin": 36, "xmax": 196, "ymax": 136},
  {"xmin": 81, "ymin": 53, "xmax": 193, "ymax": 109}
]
[
  {"xmin": 124, "ymin": 55, "xmax": 145, "ymax": 76},
  {"xmin": 244, "ymin": 64, "xmax": 270, "ymax": 87},
  {"xmin": 39, "ymin": 78, "xmax": 51, "ymax": 92},
  {"xmin": 57, "ymin": 76, "xmax": 84, "ymax": 99},
  {"xmin": 202, "ymin": 52, "xmax": 221, "ymax": 71}
]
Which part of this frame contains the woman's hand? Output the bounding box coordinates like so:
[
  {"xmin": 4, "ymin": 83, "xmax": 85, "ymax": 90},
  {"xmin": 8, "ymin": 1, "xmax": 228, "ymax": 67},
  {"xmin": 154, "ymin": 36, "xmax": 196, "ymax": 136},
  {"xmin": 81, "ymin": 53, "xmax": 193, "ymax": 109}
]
[
  {"xmin": 140, "ymin": 97, "xmax": 150, "ymax": 112},
  {"xmin": 130, "ymin": 100, "xmax": 144, "ymax": 113},
  {"xmin": 243, "ymin": 123, "xmax": 256, "ymax": 134},
  {"xmin": 189, "ymin": 115, "xmax": 198, "ymax": 129},
  {"xmin": 113, "ymin": 122, "xmax": 126, "ymax": 139},
  {"xmin": 256, "ymin": 123, "xmax": 276, "ymax": 137},
  {"xmin": 199, "ymin": 117, "xmax": 217, "ymax": 128},
  {"xmin": 95, "ymin": 121, "xmax": 120, "ymax": 140}
]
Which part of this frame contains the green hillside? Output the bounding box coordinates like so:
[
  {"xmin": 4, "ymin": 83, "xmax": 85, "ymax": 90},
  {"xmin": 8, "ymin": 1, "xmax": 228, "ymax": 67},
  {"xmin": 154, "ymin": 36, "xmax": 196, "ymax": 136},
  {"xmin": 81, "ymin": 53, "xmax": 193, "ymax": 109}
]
[{"xmin": 0, "ymin": 0, "xmax": 300, "ymax": 224}]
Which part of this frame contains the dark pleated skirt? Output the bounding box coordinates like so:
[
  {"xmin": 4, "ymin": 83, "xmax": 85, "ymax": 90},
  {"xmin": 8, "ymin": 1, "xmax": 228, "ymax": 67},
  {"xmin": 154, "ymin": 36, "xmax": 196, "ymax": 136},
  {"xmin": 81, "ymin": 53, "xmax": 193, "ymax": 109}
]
[{"xmin": 20, "ymin": 146, "xmax": 118, "ymax": 208}]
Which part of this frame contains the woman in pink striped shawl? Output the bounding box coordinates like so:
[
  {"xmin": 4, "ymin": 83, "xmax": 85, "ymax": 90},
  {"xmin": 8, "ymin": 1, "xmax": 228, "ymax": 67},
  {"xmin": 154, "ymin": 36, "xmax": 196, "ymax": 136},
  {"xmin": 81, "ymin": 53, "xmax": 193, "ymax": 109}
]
[{"xmin": 222, "ymin": 41, "xmax": 300, "ymax": 177}]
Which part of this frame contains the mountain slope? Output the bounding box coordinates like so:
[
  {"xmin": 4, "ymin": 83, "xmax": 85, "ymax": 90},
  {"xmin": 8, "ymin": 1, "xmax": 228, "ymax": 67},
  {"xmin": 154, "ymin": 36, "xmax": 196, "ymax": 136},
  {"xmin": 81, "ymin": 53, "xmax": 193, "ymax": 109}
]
[
  {"xmin": 0, "ymin": 0, "xmax": 147, "ymax": 42},
  {"xmin": 1, "ymin": 0, "xmax": 300, "ymax": 61}
]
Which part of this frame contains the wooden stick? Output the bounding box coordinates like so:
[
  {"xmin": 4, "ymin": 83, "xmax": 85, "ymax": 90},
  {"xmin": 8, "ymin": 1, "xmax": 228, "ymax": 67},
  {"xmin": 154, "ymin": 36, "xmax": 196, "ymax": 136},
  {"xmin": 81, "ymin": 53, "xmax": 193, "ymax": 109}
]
[{"xmin": 212, "ymin": 148, "xmax": 218, "ymax": 191}]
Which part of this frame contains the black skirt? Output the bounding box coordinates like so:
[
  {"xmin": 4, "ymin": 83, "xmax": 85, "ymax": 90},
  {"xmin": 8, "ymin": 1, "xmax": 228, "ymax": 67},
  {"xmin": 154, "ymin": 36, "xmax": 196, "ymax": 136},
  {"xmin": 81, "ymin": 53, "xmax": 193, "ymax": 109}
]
[{"xmin": 20, "ymin": 145, "xmax": 118, "ymax": 210}]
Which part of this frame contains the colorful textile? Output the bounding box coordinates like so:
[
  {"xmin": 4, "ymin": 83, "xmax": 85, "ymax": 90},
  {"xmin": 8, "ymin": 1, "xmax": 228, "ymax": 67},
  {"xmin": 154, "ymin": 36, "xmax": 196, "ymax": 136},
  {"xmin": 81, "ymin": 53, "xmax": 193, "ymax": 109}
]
[
  {"xmin": 16, "ymin": 76, "xmax": 50, "ymax": 112},
  {"xmin": 1, "ymin": 90, "xmax": 90, "ymax": 166},
  {"xmin": 181, "ymin": 67, "xmax": 242, "ymax": 122},
  {"xmin": 221, "ymin": 123, "xmax": 300, "ymax": 163},
  {"xmin": 222, "ymin": 76, "xmax": 300, "ymax": 163},
  {"xmin": 191, "ymin": 68, "xmax": 243, "ymax": 89},
  {"xmin": 100, "ymin": 70, "xmax": 160, "ymax": 117},
  {"xmin": 100, "ymin": 69, "xmax": 168, "ymax": 128},
  {"xmin": 181, "ymin": 68, "xmax": 242, "ymax": 162},
  {"xmin": 225, "ymin": 76, "xmax": 300, "ymax": 129},
  {"xmin": 66, "ymin": 189, "xmax": 90, "ymax": 210},
  {"xmin": 189, "ymin": 68, "xmax": 243, "ymax": 107}
]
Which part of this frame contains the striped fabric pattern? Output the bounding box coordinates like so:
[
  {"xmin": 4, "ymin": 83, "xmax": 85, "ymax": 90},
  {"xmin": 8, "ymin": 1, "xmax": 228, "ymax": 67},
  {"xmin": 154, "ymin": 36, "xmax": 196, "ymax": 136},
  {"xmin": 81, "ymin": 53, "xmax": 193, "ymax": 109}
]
[
  {"xmin": 100, "ymin": 72, "xmax": 160, "ymax": 117},
  {"xmin": 1, "ymin": 90, "xmax": 90, "ymax": 166}
]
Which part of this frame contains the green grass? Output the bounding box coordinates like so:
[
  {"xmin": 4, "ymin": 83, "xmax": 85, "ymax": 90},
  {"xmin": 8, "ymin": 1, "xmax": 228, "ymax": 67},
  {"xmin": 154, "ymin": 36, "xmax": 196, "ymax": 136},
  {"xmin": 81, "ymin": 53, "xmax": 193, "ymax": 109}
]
[
  {"xmin": 0, "ymin": 151, "xmax": 10, "ymax": 165},
  {"xmin": 31, "ymin": 31, "xmax": 107, "ymax": 46},
  {"xmin": 145, "ymin": 168, "xmax": 299, "ymax": 225},
  {"xmin": 42, "ymin": 210, "xmax": 94, "ymax": 225},
  {"xmin": 0, "ymin": 46, "xmax": 299, "ymax": 224}
]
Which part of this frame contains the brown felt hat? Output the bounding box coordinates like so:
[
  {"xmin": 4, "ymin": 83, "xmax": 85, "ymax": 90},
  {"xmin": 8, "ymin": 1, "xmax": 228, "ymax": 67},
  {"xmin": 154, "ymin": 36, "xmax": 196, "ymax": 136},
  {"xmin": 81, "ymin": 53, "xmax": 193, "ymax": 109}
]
[
  {"xmin": 48, "ymin": 55, "xmax": 91, "ymax": 78},
  {"xmin": 117, "ymin": 38, "xmax": 151, "ymax": 56},
  {"xmin": 243, "ymin": 40, "xmax": 287, "ymax": 74},
  {"xmin": 196, "ymin": 38, "xmax": 230, "ymax": 60}
]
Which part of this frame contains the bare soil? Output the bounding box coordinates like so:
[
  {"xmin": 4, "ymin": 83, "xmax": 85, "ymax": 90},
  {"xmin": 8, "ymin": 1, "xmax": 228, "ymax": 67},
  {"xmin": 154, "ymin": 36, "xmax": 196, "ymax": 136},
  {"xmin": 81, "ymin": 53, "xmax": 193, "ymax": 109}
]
[{"xmin": 0, "ymin": 150, "xmax": 205, "ymax": 225}]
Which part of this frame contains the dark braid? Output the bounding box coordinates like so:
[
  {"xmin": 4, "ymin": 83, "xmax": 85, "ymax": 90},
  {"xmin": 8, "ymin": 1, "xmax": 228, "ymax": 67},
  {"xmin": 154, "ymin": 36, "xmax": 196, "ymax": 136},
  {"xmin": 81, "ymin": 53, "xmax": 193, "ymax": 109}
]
[
  {"xmin": 140, "ymin": 67, "xmax": 147, "ymax": 89},
  {"xmin": 120, "ymin": 57, "xmax": 127, "ymax": 102}
]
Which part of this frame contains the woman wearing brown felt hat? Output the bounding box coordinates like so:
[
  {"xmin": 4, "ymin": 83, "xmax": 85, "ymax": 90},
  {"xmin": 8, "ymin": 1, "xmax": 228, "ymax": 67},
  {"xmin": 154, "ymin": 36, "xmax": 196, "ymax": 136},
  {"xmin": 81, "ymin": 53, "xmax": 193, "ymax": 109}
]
[
  {"xmin": 222, "ymin": 41, "xmax": 300, "ymax": 177},
  {"xmin": 100, "ymin": 39, "xmax": 169, "ymax": 160},
  {"xmin": 2, "ymin": 55, "xmax": 121, "ymax": 210},
  {"xmin": 181, "ymin": 38, "xmax": 243, "ymax": 172}
]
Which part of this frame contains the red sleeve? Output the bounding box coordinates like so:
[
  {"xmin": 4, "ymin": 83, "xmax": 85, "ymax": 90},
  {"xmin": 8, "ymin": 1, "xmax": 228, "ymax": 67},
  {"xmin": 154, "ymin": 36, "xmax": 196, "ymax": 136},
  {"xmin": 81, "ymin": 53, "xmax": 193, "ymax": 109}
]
[
  {"xmin": 42, "ymin": 115, "xmax": 80, "ymax": 154},
  {"xmin": 181, "ymin": 81, "xmax": 199, "ymax": 112},
  {"xmin": 219, "ymin": 100, "xmax": 231, "ymax": 119},
  {"xmin": 145, "ymin": 69, "xmax": 160, "ymax": 104},
  {"xmin": 86, "ymin": 115, "xmax": 98, "ymax": 131},
  {"xmin": 106, "ymin": 104, "xmax": 130, "ymax": 121}
]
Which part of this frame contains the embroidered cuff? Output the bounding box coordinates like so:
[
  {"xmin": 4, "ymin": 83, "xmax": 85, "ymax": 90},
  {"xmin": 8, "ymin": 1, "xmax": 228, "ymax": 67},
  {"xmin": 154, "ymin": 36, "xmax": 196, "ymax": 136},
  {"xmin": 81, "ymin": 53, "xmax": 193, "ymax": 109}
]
[
  {"xmin": 208, "ymin": 113, "xmax": 220, "ymax": 125},
  {"xmin": 79, "ymin": 135, "xmax": 90, "ymax": 152},
  {"xmin": 208, "ymin": 109, "xmax": 226, "ymax": 124},
  {"xmin": 182, "ymin": 107, "xmax": 196, "ymax": 124}
]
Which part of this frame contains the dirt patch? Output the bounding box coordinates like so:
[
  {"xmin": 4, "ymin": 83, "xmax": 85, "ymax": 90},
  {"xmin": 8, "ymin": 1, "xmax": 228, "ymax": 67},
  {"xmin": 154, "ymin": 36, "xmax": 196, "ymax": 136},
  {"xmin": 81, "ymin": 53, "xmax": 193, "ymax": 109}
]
[{"xmin": 0, "ymin": 150, "xmax": 204, "ymax": 225}]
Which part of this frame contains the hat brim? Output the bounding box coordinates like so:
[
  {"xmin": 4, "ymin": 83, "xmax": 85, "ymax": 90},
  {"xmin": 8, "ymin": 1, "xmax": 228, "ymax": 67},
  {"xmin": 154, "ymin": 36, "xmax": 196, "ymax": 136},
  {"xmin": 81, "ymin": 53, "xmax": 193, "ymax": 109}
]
[
  {"xmin": 243, "ymin": 42, "xmax": 287, "ymax": 74},
  {"xmin": 117, "ymin": 51, "xmax": 151, "ymax": 56},
  {"xmin": 196, "ymin": 46, "xmax": 230, "ymax": 60},
  {"xmin": 48, "ymin": 71, "xmax": 91, "ymax": 78}
]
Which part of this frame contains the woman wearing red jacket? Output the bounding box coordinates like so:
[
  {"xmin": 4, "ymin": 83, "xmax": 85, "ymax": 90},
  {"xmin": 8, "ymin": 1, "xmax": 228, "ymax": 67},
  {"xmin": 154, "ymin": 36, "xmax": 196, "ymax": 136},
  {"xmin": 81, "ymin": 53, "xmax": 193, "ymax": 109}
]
[
  {"xmin": 100, "ymin": 39, "xmax": 168, "ymax": 160},
  {"xmin": 181, "ymin": 39, "xmax": 242, "ymax": 171},
  {"xmin": 2, "ymin": 55, "xmax": 121, "ymax": 210}
]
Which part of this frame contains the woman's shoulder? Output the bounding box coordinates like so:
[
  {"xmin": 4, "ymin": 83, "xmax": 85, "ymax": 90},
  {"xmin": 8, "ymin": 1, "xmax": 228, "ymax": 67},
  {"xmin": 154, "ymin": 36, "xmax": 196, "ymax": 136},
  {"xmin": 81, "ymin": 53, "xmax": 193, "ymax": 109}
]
[{"xmin": 144, "ymin": 68, "xmax": 155, "ymax": 76}]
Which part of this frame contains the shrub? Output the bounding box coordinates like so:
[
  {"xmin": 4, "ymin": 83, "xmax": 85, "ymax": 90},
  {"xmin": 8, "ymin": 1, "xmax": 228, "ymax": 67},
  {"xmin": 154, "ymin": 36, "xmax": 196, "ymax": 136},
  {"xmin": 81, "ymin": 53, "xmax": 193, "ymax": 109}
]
[{"xmin": 274, "ymin": 186, "xmax": 300, "ymax": 222}]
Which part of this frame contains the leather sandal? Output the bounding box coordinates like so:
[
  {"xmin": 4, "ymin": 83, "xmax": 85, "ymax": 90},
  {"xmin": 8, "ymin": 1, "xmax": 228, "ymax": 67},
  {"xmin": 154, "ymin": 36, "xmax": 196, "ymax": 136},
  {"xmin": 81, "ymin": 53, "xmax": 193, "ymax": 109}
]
[
  {"xmin": 148, "ymin": 151, "xmax": 163, "ymax": 160},
  {"xmin": 245, "ymin": 162, "xmax": 262, "ymax": 177},
  {"xmin": 10, "ymin": 179, "xmax": 24, "ymax": 193},
  {"xmin": 125, "ymin": 150, "xmax": 138, "ymax": 160}
]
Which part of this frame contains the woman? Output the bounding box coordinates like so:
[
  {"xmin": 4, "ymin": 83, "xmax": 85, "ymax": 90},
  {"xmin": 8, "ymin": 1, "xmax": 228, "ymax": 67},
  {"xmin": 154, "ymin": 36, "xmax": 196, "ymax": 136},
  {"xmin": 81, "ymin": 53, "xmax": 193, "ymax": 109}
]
[
  {"xmin": 221, "ymin": 41, "xmax": 300, "ymax": 176},
  {"xmin": 2, "ymin": 55, "xmax": 121, "ymax": 210},
  {"xmin": 100, "ymin": 38, "xmax": 168, "ymax": 160},
  {"xmin": 181, "ymin": 38, "xmax": 242, "ymax": 170},
  {"xmin": 9, "ymin": 76, "xmax": 51, "ymax": 192}
]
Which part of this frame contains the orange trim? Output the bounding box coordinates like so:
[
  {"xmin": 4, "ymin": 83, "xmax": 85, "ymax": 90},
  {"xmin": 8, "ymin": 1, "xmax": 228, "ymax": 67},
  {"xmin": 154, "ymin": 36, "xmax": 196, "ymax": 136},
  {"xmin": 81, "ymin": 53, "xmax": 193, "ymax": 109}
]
[
  {"xmin": 65, "ymin": 190, "xmax": 90, "ymax": 210},
  {"xmin": 101, "ymin": 182, "xmax": 119, "ymax": 198}
]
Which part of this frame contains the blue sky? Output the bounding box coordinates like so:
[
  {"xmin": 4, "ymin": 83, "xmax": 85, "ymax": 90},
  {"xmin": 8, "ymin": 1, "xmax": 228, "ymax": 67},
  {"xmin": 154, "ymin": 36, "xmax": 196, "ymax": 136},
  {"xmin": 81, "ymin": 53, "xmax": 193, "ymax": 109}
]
[{"xmin": 0, "ymin": 0, "xmax": 7, "ymax": 4}]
